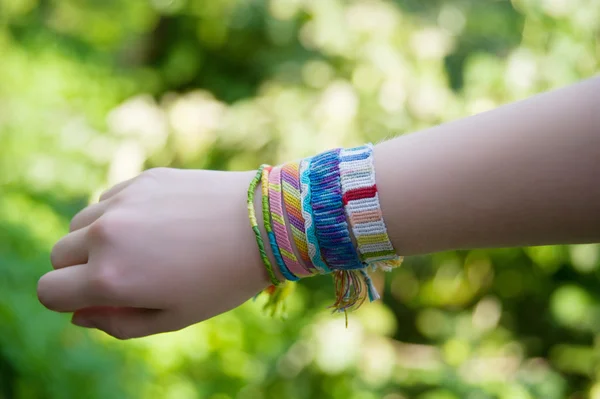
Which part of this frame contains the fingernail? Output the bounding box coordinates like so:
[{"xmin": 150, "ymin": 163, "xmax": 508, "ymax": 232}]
[{"xmin": 72, "ymin": 315, "xmax": 95, "ymax": 328}]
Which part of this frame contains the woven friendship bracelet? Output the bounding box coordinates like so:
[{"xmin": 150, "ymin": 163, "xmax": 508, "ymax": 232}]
[
  {"xmin": 339, "ymin": 144, "xmax": 402, "ymax": 270},
  {"xmin": 309, "ymin": 148, "xmax": 363, "ymax": 270},
  {"xmin": 262, "ymin": 166, "xmax": 299, "ymax": 282},
  {"xmin": 247, "ymin": 165, "xmax": 280, "ymax": 286},
  {"xmin": 299, "ymin": 158, "xmax": 332, "ymax": 274},
  {"xmin": 281, "ymin": 161, "xmax": 314, "ymax": 270},
  {"xmin": 269, "ymin": 165, "xmax": 312, "ymax": 277},
  {"xmin": 249, "ymin": 145, "xmax": 396, "ymax": 315}
]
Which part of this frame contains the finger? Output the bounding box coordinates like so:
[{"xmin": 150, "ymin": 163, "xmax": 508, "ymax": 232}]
[
  {"xmin": 99, "ymin": 178, "xmax": 135, "ymax": 202},
  {"xmin": 37, "ymin": 265, "xmax": 122, "ymax": 312},
  {"xmin": 51, "ymin": 227, "xmax": 89, "ymax": 269},
  {"xmin": 70, "ymin": 201, "xmax": 110, "ymax": 232},
  {"xmin": 71, "ymin": 308, "xmax": 178, "ymax": 340},
  {"xmin": 38, "ymin": 265, "xmax": 91, "ymax": 312}
]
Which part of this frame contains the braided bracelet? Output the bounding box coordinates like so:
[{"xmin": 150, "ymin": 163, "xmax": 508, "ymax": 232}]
[
  {"xmin": 269, "ymin": 165, "xmax": 313, "ymax": 277},
  {"xmin": 261, "ymin": 166, "xmax": 299, "ymax": 282},
  {"xmin": 247, "ymin": 165, "xmax": 280, "ymax": 287},
  {"xmin": 309, "ymin": 148, "xmax": 363, "ymax": 270},
  {"xmin": 281, "ymin": 161, "xmax": 314, "ymax": 270},
  {"xmin": 339, "ymin": 144, "xmax": 402, "ymax": 270}
]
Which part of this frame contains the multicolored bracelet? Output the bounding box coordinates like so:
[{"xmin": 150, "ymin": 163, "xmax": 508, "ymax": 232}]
[
  {"xmin": 269, "ymin": 165, "xmax": 313, "ymax": 277},
  {"xmin": 281, "ymin": 161, "xmax": 314, "ymax": 270},
  {"xmin": 309, "ymin": 148, "xmax": 363, "ymax": 270},
  {"xmin": 248, "ymin": 143, "xmax": 401, "ymax": 315},
  {"xmin": 299, "ymin": 157, "xmax": 331, "ymax": 274},
  {"xmin": 339, "ymin": 144, "xmax": 403, "ymax": 270},
  {"xmin": 262, "ymin": 166, "xmax": 299, "ymax": 282}
]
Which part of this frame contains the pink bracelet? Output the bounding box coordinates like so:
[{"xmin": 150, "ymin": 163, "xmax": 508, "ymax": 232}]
[{"xmin": 269, "ymin": 165, "xmax": 312, "ymax": 277}]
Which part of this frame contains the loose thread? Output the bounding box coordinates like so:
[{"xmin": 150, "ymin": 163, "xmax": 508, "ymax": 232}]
[
  {"xmin": 360, "ymin": 269, "xmax": 380, "ymax": 302},
  {"xmin": 263, "ymin": 281, "xmax": 295, "ymax": 318},
  {"xmin": 331, "ymin": 269, "xmax": 368, "ymax": 312}
]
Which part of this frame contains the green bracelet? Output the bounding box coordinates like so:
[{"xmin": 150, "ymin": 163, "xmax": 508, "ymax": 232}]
[{"xmin": 247, "ymin": 164, "xmax": 280, "ymax": 287}]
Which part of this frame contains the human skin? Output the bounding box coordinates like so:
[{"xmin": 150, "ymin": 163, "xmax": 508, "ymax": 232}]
[{"xmin": 37, "ymin": 76, "xmax": 600, "ymax": 339}]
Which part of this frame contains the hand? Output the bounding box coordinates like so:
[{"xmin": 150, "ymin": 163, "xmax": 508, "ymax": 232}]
[{"xmin": 37, "ymin": 168, "xmax": 270, "ymax": 339}]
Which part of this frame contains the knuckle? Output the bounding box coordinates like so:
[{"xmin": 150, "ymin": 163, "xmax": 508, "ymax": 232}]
[
  {"xmin": 87, "ymin": 218, "xmax": 111, "ymax": 242},
  {"xmin": 86, "ymin": 214, "xmax": 119, "ymax": 243},
  {"xmin": 87, "ymin": 212, "xmax": 136, "ymax": 244},
  {"xmin": 88, "ymin": 265, "xmax": 124, "ymax": 301}
]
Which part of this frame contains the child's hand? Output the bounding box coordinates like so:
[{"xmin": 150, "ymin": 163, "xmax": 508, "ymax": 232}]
[{"xmin": 37, "ymin": 168, "xmax": 270, "ymax": 339}]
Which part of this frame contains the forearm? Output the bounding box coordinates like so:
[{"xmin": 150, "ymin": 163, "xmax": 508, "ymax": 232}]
[{"xmin": 375, "ymin": 76, "xmax": 600, "ymax": 256}]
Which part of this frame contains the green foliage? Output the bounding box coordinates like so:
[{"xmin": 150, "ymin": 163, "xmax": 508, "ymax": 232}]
[{"xmin": 0, "ymin": 0, "xmax": 599, "ymax": 398}]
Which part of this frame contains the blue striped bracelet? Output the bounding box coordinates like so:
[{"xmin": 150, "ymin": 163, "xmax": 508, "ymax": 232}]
[
  {"xmin": 299, "ymin": 157, "xmax": 331, "ymax": 274},
  {"xmin": 309, "ymin": 148, "xmax": 363, "ymax": 270}
]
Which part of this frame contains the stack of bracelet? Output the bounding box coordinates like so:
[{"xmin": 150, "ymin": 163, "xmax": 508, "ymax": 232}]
[{"xmin": 247, "ymin": 143, "xmax": 402, "ymax": 315}]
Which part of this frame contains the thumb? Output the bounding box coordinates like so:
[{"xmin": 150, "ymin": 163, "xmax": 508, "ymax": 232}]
[{"xmin": 72, "ymin": 307, "xmax": 178, "ymax": 340}]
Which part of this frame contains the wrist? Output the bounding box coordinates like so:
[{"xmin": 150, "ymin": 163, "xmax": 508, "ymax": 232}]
[{"xmin": 217, "ymin": 170, "xmax": 274, "ymax": 294}]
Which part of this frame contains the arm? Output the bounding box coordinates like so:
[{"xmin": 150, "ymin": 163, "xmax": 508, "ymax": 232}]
[
  {"xmin": 37, "ymin": 77, "xmax": 600, "ymax": 339},
  {"xmin": 376, "ymin": 76, "xmax": 600, "ymax": 255}
]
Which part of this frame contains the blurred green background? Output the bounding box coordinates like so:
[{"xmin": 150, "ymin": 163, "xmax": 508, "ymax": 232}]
[{"xmin": 0, "ymin": 0, "xmax": 599, "ymax": 398}]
